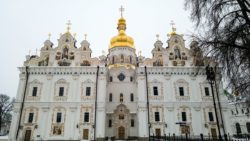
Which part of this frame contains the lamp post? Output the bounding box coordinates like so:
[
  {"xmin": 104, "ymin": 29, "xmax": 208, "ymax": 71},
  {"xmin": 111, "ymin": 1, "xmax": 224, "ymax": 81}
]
[{"xmin": 205, "ymin": 65, "xmax": 222, "ymax": 141}]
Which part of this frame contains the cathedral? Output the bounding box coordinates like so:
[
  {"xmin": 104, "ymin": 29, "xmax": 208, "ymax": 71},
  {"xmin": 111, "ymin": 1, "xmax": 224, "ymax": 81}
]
[{"xmin": 9, "ymin": 8, "xmax": 233, "ymax": 141}]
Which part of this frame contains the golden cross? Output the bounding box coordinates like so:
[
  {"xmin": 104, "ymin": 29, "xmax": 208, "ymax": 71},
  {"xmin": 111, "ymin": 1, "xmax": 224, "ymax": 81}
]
[
  {"xmin": 156, "ymin": 34, "xmax": 160, "ymax": 40},
  {"xmin": 48, "ymin": 33, "xmax": 51, "ymax": 40},
  {"xmin": 170, "ymin": 20, "xmax": 175, "ymax": 28},
  {"xmin": 119, "ymin": 6, "xmax": 125, "ymax": 17},
  {"xmin": 170, "ymin": 20, "xmax": 176, "ymax": 32},
  {"xmin": 66, "ymin": 20, "xmax": 72, "ymax": 32},
  {"xmin": 84, "ymin": 33, "xmax": 87, "ymax": 40}
]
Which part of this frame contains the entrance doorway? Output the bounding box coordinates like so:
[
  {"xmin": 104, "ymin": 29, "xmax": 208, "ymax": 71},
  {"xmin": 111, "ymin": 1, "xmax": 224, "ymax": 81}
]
[
  {"xmin": 24, "ymin": 130, "xmax": 31, "ymax": 141},
  {"xmin": 83, "ymin": 129, "xmax": 89, "ymax": 140},
  {"xmin": 155, "ymin": 128, "xmax": 161, "ymax": 137},
  {"xmin": 118, "ymin": 126, "xmax": 125, "ymax": 139},
  {"xmin": 211, "ymin": 128, "xmax": 217, "ymax": 139}
]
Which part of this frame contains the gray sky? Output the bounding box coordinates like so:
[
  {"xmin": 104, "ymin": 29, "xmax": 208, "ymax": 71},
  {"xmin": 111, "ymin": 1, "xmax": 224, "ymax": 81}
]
[{"xmin": 0, "ymin": 0, "xmax": 194, "ymax": 98}]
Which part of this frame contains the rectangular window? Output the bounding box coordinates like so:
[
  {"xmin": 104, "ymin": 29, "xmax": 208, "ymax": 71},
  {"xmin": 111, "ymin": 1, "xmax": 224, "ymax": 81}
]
[
  {"xmin": 182, "ymin": 112, "xmax": 187, "ymax": 122},
  {"xmin": 56, "ymin": 112, "xmax": 62, "ymax": 123},
  {"xmin": 59, "ymin": 87, "xmax": 64, "ymax": 96},
  {"xmin": 208, "ymin": 112, "xmax": 214, "ymax": 121},
  {"xmin": 130, "ymin": 76, "xmax": 133, "ymax": 82},
  {"xmin": 130, "ymin": 93, "xmax": 134, "ymax": 102},
  {"xmin": 155, "ymin": 112, "xmax": 160, "ymax": 122},
  {"xmin": 153, "ymin": 86, "xmax": 158, "ymax": 96},
  {"xmin": 179, "ymin": 87, "xmax": 184, "ymax": 96},
  {"xmin": 28, "ymin": 113, "xmax": 34, "ymax": 123},
  {"xmin": 32, "ymin": 87, "xmax": 37, "ymax": 96},
  {"xmin": 131, "ymin": 119, "xmax": 135, "ymax": 127},
  {"xmin": 205, "ymin": 87, "xmax": 210, "ymax": 96},
  {"xmin": 84, "ymin": 112, "xmax": 89, "ymax": 122},
  {"xmin": 86, "ymin": 87, "xmax": 91, "ymax": 96},
  {"xmin": 109, "ymin": 77, "xmax": 113, "ymax": 82},
  {"xmin": 108, "ymin": 119, "xmax": 112, "ymax": 127},
  {"xmin": 109, "ymin": 93, "xmax": 112, "ymax": 102}
]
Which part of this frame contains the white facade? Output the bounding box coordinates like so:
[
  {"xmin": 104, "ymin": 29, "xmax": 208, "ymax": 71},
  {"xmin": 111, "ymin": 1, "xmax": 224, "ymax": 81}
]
[{"xmin": 9, "ymin": 15, "xmax": 233, "ymax": 141}]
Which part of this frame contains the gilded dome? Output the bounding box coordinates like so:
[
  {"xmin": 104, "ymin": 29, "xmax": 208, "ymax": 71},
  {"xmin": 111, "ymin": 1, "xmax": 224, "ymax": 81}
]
[{"xmin": 109, "ymin": 17, "xmax": 135, "ymax": 49}]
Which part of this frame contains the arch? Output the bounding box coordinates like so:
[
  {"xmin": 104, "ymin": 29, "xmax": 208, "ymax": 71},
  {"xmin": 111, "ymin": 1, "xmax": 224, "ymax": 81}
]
[
  {"xmin": 56, "ymin": 78, "xmax": 67, "ymax": 84},
  {"xmin": 81, "ymin": 60, "xmax": 90, "ymax": 66},
  {"xmin": 121, "ymin": 54, "xmax": 124, "ymax": 63},
  {"xmin": 62, "ymin": 46, "xmax": 69, "ymax": 59},
  {"xmin": 111, "ymin": 56, "xmax": 115, "ymax": 64},
  {"xmin": 174, "ymin": 46, "xmax": 181, "ymax": 59},
  {"xmin": 247, "ymin": 122, "xmax": 250, "ymax": 133},
  {"xmin": 236, "ymin": 123, "xmax": 242, "ymax": 135},
  {"xmin": 129, "ymin": 56, "xmax": 132, "ymax": 64}
]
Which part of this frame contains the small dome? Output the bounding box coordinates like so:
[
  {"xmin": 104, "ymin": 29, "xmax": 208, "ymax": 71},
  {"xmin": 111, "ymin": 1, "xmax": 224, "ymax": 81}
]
[{"xmin": 109, "ymin": 30, "xmax": 134, "ymax": 49}]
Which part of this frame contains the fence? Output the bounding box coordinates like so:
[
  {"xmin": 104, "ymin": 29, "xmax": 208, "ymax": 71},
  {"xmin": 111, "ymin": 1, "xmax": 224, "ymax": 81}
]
[{"xmin": 149, "ymin": 133, "xmax": 250, "ymax": 141}]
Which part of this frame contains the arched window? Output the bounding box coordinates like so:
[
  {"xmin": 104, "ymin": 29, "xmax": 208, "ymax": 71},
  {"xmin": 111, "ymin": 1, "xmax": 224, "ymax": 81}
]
[
  {"xmin": 130, "ymin": 93, "xmax": 134, "ymax": 102},
  {"xmin": 236, "ymin": 123, "xmax": 242, "ymax": 135},
  {"xmin": 109, "ymin": 93, "xmax": 112, "ymax": 102},
  {"xmin": 120, "ymin": 93, "xmax": 123, "ymax": 102},
  {"xmin": 112, "ymin": 56, "xmax": 115, "ymax": 64},
  {"xmin": 121, "ymin": 55, "xmax": 124, "ymax": 63},
  {"xmin": 247, "ymin": 122, "xmax": 250, "ymax": 133},
  {"xmin": 174, "ymin": 47, "xmax": 181, "ymax": 59},
  {"xmin": 130, "ymin": 56, "xmax": 132, "ymax": 63}
]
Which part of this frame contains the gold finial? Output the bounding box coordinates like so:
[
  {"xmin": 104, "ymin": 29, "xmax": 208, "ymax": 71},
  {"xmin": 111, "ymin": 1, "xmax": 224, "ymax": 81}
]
[
  {"xmin": 119, "ymin": 5, "xmax": 125, "ymax": 17},
  {"xmin": 156, "ymin": 34, "xmax": 160, "ymax": 41},
  {"xmin": 84, "ymin": 33, "xmax": 87, "ymax": 40},
  {"xmin": 48, "ymin": 33, "xmax": 51, "ymax": 40},
  {"xmin": 170, "ymin": 20, "xmax": 176, "ymax": 34},
  {"xmin": 66, "ymin": 20, "xmax": 72, "ymax": 33}
]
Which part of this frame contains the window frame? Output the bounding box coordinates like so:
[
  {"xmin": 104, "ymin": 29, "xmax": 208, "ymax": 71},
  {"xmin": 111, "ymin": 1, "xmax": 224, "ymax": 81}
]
[
  {"xmin": 208, "ymin": 112, "xmax": 214, "ymax": 121},
  {"xmin": 155, "ymin": 112, "xmax": 160, "ymax": 122},
  {"xmin": 181, "ymin": 112, "xmax": 187, "ymax": 122},
  {"xmin": 32, "ymin": 87, "xmax": 38, "ymax": 96},
  {"xmin": 59, "ymin": 87, "xmax": 64, "ymax": 96},
  {"xmin": 205, "ymin": 87, "xmax": 210, "ymax": 96},
  {"xmin": 86, "ymin": 87, "xmax": 91, "ymax": 96},
  {"xmin": 28, "ymin": 113, "xmax": 34, "ymax": 123},
  {"xmin": 56, "ymin": 112, "xmax": 62, "ymax": 123},
  {"xmin": 153, "ymin": 86, "xmax": 158, "ymax": 96},
  {"xmin": 179, "ymin": 87, "xmax": 184, "ymax": 96},
  {"xmin": 84, "ymin": 112, "xmax": 90, "ymax": 122}
]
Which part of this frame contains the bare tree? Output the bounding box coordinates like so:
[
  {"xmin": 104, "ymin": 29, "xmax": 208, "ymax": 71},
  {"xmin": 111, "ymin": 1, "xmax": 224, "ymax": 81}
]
[
  {"xmin": 0, "ymin": 94, "xmax": 14, "ymax": 133},
  {"xmin": 185, "ymin": 0, "xmax": 250, "ymax": 96}
]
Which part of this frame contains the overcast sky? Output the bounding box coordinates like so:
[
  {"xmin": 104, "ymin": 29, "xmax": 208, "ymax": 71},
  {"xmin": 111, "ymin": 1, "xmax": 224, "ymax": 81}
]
[{"xmin": 0, "ymin": 0, "xmax": 195, "ymax": 98}]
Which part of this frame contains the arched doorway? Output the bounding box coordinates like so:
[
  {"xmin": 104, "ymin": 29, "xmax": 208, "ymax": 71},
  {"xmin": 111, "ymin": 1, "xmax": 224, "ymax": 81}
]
[
  {"xmin": 236, "ymin": 123, "xmax": 242, "ymax": 135},
  {"xmin": 247, "ymin": 122, "xmax": 250, "ymax": 133},
  {"xmin": 118, "ymin": 126, "xmax": 125, "ymax": 139},
  {"xmin": 24, "ymin": 129, "xmax": 31, "ymax": 141}
]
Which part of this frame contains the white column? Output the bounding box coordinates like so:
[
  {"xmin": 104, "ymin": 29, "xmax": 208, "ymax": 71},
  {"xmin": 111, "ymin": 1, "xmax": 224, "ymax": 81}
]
[
  {"xmin": 137, "ymin": 74, "xmax": 148, "ymax": 138},
  {"xmin": 96, "ymin": 73, "xmax": 107, "ymax": 139}
]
